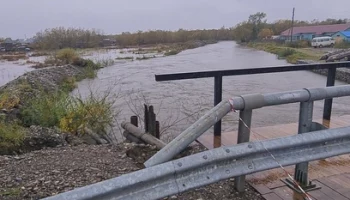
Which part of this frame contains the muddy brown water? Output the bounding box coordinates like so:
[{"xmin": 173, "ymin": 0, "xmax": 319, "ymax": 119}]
[{"xmin": 72, "ymin": 41, "xmax": 350, "ymax": 142}]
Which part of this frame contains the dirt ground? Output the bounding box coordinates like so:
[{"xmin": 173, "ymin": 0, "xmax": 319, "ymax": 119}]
[{"xmin": 0, "ymin": 143, "xmax": 263, "ymax": 200}]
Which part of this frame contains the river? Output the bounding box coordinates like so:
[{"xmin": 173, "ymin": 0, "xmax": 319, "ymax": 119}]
[{"xmin": 73, "ymin": 41, "xmax": 350, "ymax": 142}]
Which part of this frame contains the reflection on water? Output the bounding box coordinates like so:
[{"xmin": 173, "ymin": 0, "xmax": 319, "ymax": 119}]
[{"xmin": 68, "ymin": 41, "xmax": 350, "ymax": 141}]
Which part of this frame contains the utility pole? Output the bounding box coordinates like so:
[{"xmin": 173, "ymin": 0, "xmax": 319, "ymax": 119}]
[{"xmin": 290, "ymin": 7, "xmax": 295, "ymax": 42}]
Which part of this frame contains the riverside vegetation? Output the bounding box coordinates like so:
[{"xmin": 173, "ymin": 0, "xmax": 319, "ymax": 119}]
[
  {"xmin": 0, "ymin": 48, "xmax": 117, "ymax": 155},
  {"xmin": 247, "ymin": 42, "xmax": 323, "ymax": 64}
]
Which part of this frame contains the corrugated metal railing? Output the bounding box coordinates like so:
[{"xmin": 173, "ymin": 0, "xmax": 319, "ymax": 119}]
[
  {"xmin": 43, "ymin": 85, "xmax": 350, "ymax": 200},
  {"xmin": 43, "ymin": 127, "xmax": 350, "ymax": 200}
]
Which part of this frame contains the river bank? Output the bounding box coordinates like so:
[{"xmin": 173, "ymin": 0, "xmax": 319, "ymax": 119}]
[
  {"xmin": 246, "ymin": 42, "xmax": 350, "ymax": 84},
  {"xmin": 0, "ymin": 48, "xmax": 119, "ymax": 155},
  {"xmin": 247, "ymin": 42, "xmax": 325, "ymax": 64},
  {"xmin": 0, "ymin": 143, "xmax": 263, "ymax": 200}
]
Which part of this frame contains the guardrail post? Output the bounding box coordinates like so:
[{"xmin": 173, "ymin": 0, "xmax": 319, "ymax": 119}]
[
  {"xmin": 234, "ymin": 109, "xmax": 252, "ymax": 192},
  {"xmin": 283, "ymin": 101, "xmax": 320, "ymax": 193},
  {"xmin": 295, "ymin": 101, "xmax": 313, "ymax": 186},
  {"xmin": 214, "ymin": 76, "xmax": 223, "ymax": 138},
  {"xmin": 323, "ymin": 67, "xmax": 336, "ymax": 124}
]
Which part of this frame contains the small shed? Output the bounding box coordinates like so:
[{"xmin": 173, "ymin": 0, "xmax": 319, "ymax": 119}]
[{"xmin": 332, "ymin": 31, "xmax": 350, "ymax": 42}]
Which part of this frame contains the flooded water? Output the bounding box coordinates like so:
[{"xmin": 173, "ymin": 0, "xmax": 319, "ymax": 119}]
[
  {"xmin": 0, "ymin": 61, "xmax": 33, "ymax": 87},
  {"xmin": 69, "ymin": 41, "xmax": 350, "ymax": 141}
]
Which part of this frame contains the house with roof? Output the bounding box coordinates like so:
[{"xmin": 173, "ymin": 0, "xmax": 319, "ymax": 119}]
[
  {"xmin": 332, "ymin": 31, "xmax": 350, "ymax": 42},
  {"xmin": 280, "ymin": 23, "xmax": 350, "ymax": 41},
  {"xmin": 2, "ymin": 38, "xmax": 15, "ymax": 51}
]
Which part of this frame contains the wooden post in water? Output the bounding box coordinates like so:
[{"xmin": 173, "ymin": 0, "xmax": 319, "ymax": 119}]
[
  {"xmin": 144, "ymin": 105, "xmax": 160, "ymax": 139},
  {"xmin": 148, "ymin": 106, "xmax": 156, "ymax": 137},
  {"xmin": 131, "ymin": 116, "xmax": 138, "ymax": 127},
  {"xmin": 155, "ymin": 121, "xmax": 160, "ymax": 139},
  {"xmin": 123, "ymin": 116, "xmax": 142, "ymax": 143},
  {"xmin": 144, "ymin": 104, "xmax": 149, "ymax": 132}
]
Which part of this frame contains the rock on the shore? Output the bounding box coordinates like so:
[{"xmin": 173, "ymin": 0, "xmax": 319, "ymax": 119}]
[{"xmin": 297, "ymin": 59, "xmax": 350, "ymax": 84}]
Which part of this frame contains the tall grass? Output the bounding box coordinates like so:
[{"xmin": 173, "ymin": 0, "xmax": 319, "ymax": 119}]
[
  {"xmin": 20, "ymin": 92, "xmax": 71, "ymax": 128},
  {"xmin": 59, "ymin": 92, "xmax": 115, "ymax": 135},
  {"xmin": 277, "ymin": 48, "xmax": 296, "ymax": 58},
  {"xmin": 334, "ymin": 41, "xmax": 350, "ymax": 49},
  {"xmin": 56, "ymin": 48, "xmax": 79, "ymax": 64},
  {"xmin": 20, "ymin": 90, "xmax": 116, "ymax": 136},
  {"xmin": 0, "ymin": 122, "xmax": 25, "ymax": 154}
]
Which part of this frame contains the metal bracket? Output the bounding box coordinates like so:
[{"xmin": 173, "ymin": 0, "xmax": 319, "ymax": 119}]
[
  {"xmin": 239, "ymin": 94, "xmax": 264, "ymax": 110},
  {"xmin": 280, "ymin": 121, "xmax": 326, "ymax": 194},
  {"xmin": 281, "ymin": 178, "xmax": 321, "ymax": 194},
  {"xmin": 311, "ymin": 122, "xmax": 328, "ymax": 132}
]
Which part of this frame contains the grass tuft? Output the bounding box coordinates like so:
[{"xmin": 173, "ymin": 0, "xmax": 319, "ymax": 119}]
[
  {"xmin": 56, "ymin": 48, "xmax": 79, "ymax": 64},
  {"xmin": 0, "ymin": 122, "xmax": 25, "ymax": 154}
]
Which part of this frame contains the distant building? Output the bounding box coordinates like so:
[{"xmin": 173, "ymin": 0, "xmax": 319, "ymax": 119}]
[
  {"xmin": 3, "ymin": 38, "xmax": 15, "ymax": 51},
  {"xmin": 332, "ymin": 31, "xmax": 350, "ymax": 43},
  {"xmin": 100, "ymin": 38, "xmax": 116, "ymax": 47},
  {"xmin": 280, "ymin": 23, "xmax": 350, "ymax": 41}
]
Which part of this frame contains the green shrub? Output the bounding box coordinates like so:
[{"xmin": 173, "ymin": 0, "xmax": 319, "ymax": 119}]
[
  {"xmin": 59, "ymin": 93, "xmax": 114, "ymax": 135},
  {"xmin": 278, "ymin": 48, "xmax": 296, "ymax": 58},
  {"xmin": 0, "ymin": 92, "xmax": 20, "ymax": 110},
  {"xmin": 60, "ymin": 77, "xmax": 77, "ymax": 92},
  {"xmin": 20, "ymin": 92, "xmax": 70, "ymax": 127},
  {"xmin": 0, "ymin": 122, "xmax": 25, "ymax": 154},
  {"xmin": 56, "ymin": 48, "xmax": 79, "ymax": 64},
  {"xmin": 82, "ymin": 65, "xmax": 97, "ymax": 79},
  {"xmin": 286, "ymin": 40, "xmax": 310, "ymax": 48}
]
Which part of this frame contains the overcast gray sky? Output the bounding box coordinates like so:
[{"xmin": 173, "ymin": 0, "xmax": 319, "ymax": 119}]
[{"xmin": 1, "ymin": 0, "xmax": 349, "ymax": 39}]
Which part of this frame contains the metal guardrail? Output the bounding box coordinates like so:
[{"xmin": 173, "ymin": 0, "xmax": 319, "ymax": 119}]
[
  {"xmin": 43, "ymin": 127, "xmax": 350, "ymax": 200},
  {"xmin": 145, "ymin": 85, "xmax": 350, "ymax": 167},
  {"xmin": 155, "ymin": 61, "xmax": 350, "ymax": 136},
  {"xmin": 145, "ymin": 84, "xmax": 350, "ymax": 191}
]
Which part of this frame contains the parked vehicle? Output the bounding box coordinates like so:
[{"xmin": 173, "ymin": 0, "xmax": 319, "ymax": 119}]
[{"xmin": 311, "ymin": 36, "xmax": 335, "ymax": 48}]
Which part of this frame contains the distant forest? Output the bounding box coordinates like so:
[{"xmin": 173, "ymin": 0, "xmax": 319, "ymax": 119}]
[{"xmin": 25, "ymin": 12, "xmax": 350, "ymax": 50}]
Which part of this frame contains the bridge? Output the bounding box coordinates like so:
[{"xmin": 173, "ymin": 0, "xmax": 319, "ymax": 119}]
[{"xmin": 44, "ymin": 62, "xmax": 350, "ymax": 200}]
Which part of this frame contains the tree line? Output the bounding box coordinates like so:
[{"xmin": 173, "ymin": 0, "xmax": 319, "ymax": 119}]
[
  {"xmin": 115, "ymin": 28, "xmax": 234, "ymax": 47},
  {"xmin": 30, "ymin": 13, "xmax": 350, "ymax": 50},
  {"xmin": 33, "ymin": 27, "xmax": 104, "ymax": 50},
  {"xmin": 32, "ymin": 27, "xmax": 235, "ymax": 50}
]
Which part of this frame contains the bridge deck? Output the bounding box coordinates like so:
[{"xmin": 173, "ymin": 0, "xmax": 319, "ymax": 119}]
[{"xmin": 196, "ymin": 115, "xmax": 350, "ymax": 200}]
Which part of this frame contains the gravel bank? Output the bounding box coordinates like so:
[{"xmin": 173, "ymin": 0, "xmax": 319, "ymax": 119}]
[{"xmin": 0, "ymin": 143, "xmax": 263, "ymax": 200}]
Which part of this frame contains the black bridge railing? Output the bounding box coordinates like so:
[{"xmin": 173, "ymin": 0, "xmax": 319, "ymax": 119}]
[{"xmin": 155, "ymin": 61, "xmax": 350, "ymax": 136}]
